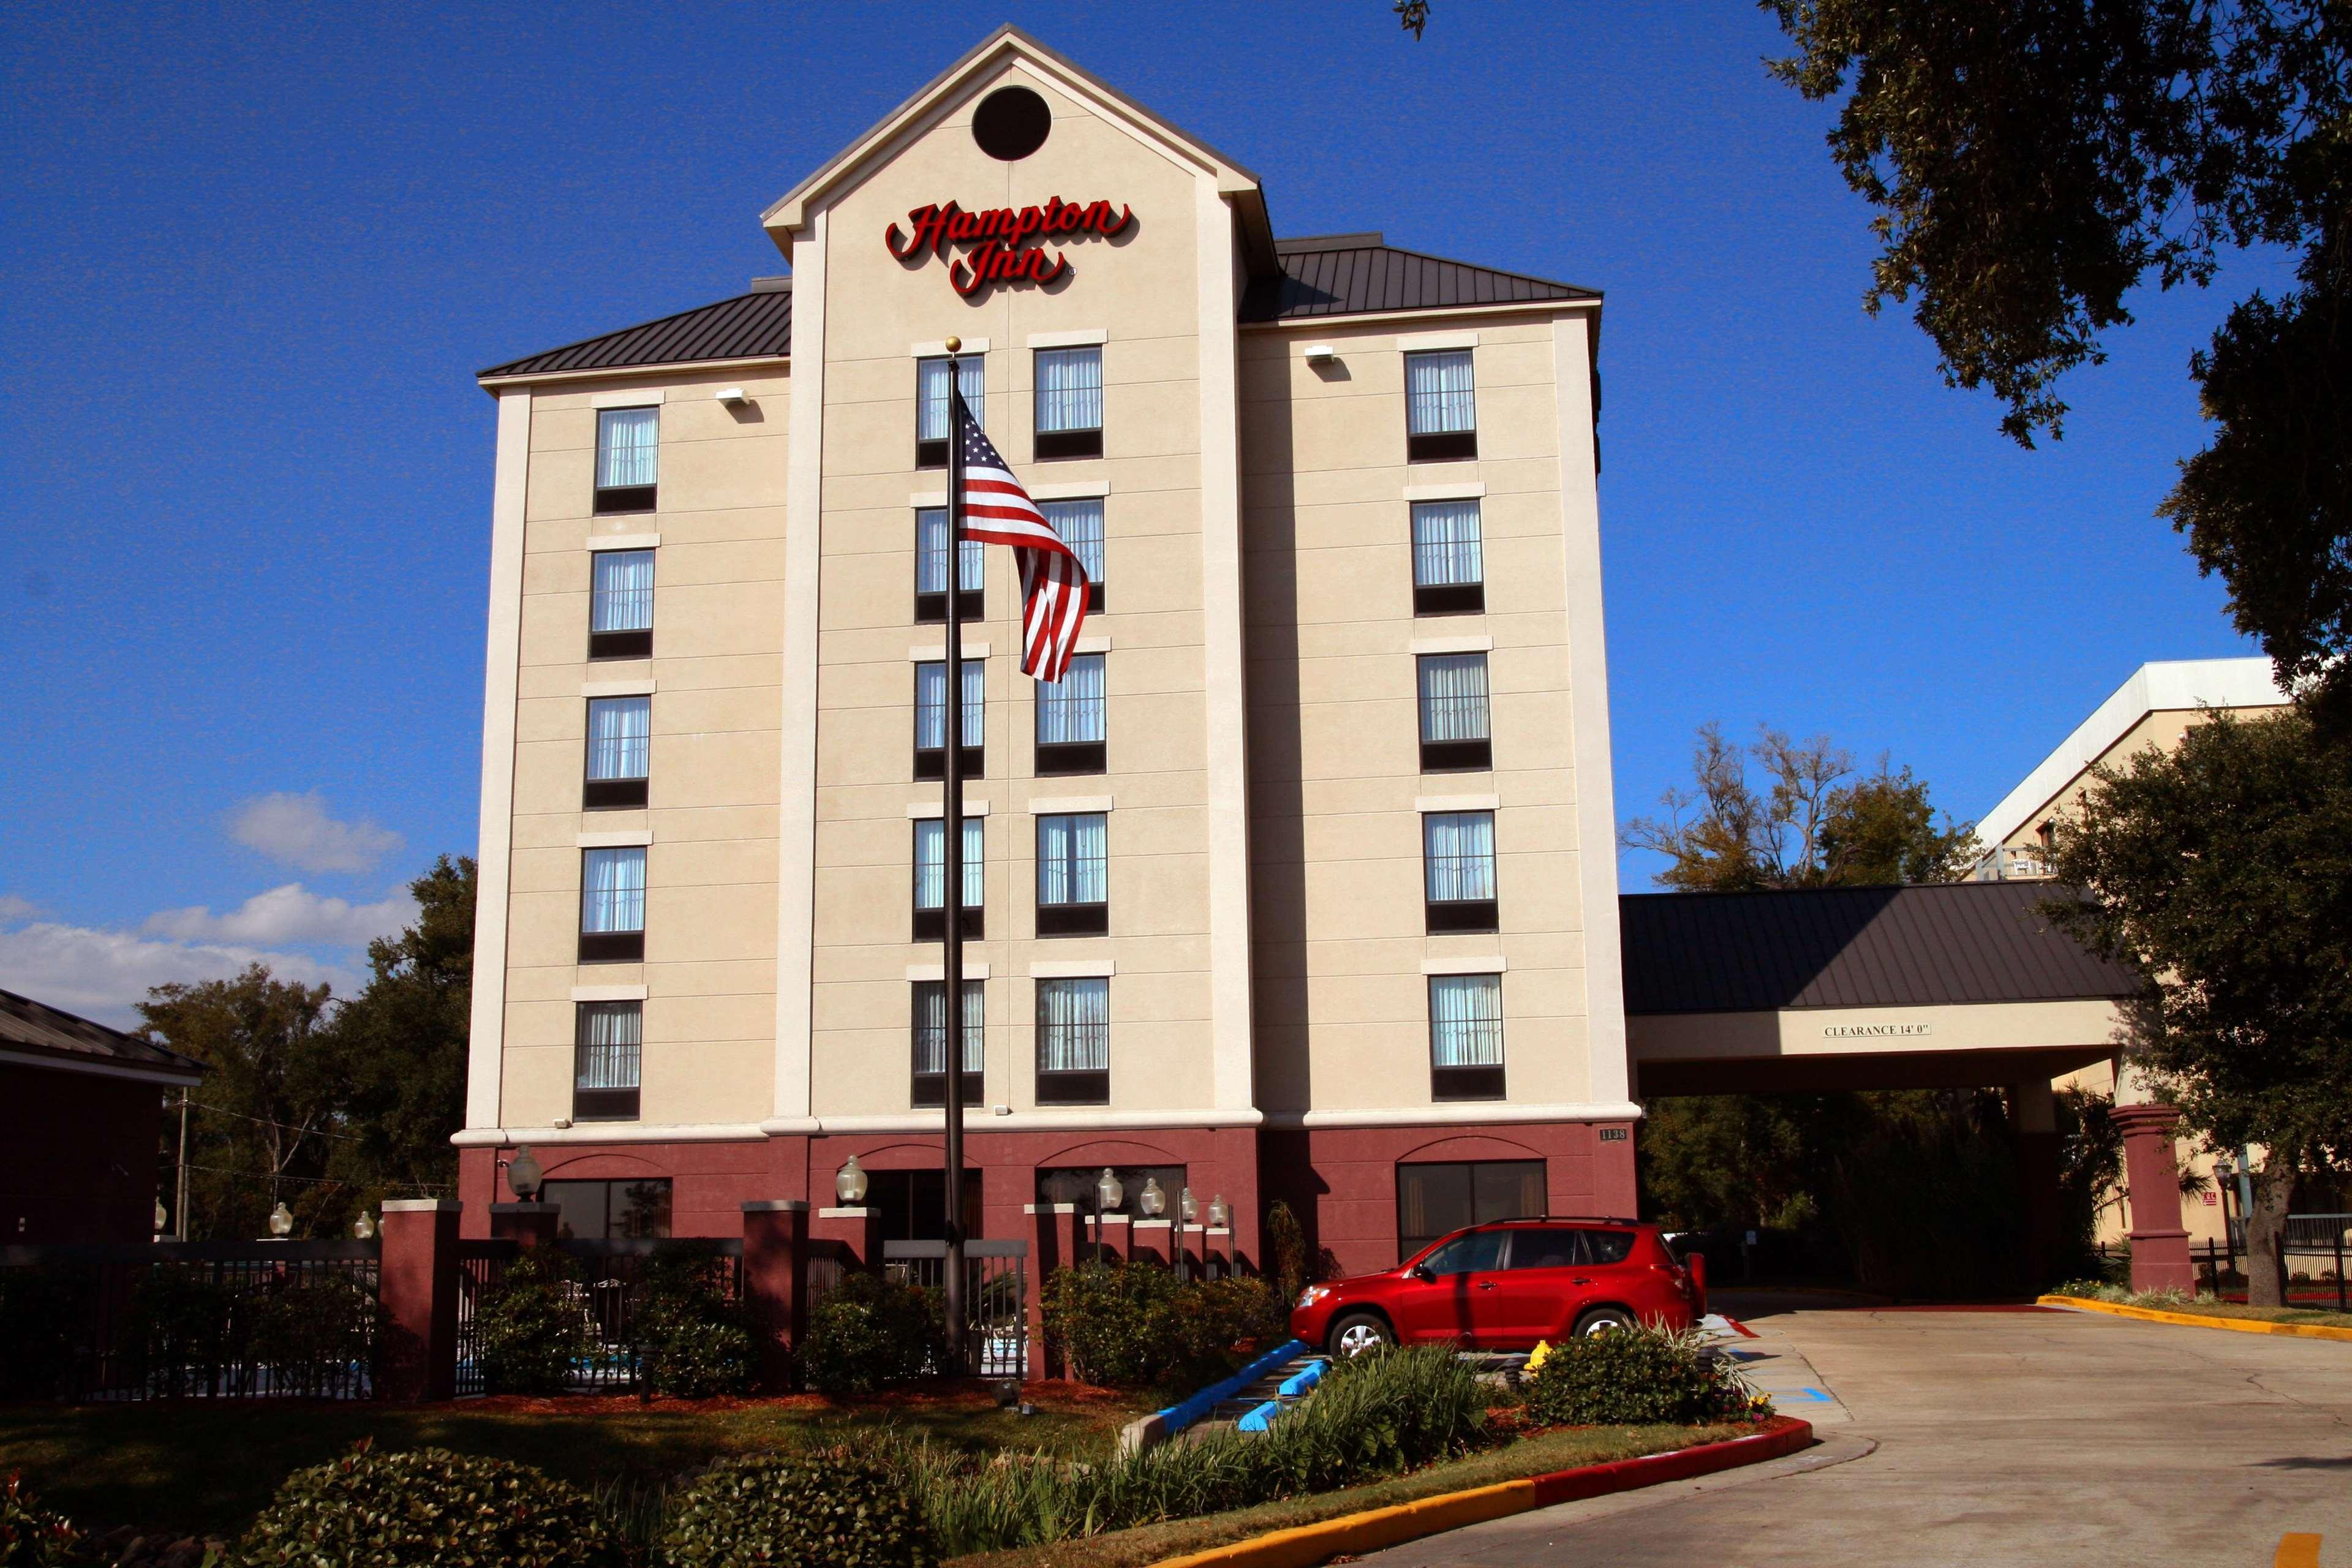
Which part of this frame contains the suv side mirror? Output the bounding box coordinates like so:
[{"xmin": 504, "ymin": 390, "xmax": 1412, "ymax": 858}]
[{"xmin": 1408, "ymin": 1262, "xmax": 1434, "ymax": 1283}]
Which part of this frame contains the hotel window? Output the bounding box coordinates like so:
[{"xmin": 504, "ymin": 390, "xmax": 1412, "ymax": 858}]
[
  {"xmin": 542, "ymin": 1178, "xmax": 671, "ymax": 1240},
  {"xmin": 1034, "ymin": 347, "xmax": 1104, "ymax": 459},
  {"xmin": 916, "ymin": 355, "xmax": 984, "ymax": 469},
  {"xmin": 1417, "ymin": 654, "xmax": 1492, "ymax": 772},
  {"xmin": 583, "ymin": 695, "xmax": 650, "ymax": 809},
  {"xmin": 589, "ymin": 549, "xmax": 654, "ymax": 660},
  {"xmin": 1395, "ymin": 1159, "xmax": 1544, "ymax": 1262},
  {"xmin": 579, "ymin": 846, "xmax": 646, "ymax": 962},
  {"xmin": 914, "ymin": 660, "xmax": 984, "ymax": 780},
  {"xmin": 1036, "ymin": 976, "xmax": 1109, "ymax": 1105},
  {"xmin": 1036, "ymin": 652, "xmax": 1106, "ymax": 775},
  {"xmin": 1036, "ymin": 813, "xmax": 1109, "ymax": 937},
  {"xmin": 915, "ymin": 507, "xmax": 984, "ymax": 623},
  {"xmin": 573, "ymin": 1001, "xmax": 641, "ymax": 1121},
  {"xmin": 1428, "ymin": 973, "xmax": 1505, "ymax": 1101},
  {"xmin": 913, "ymin": 817, "xmax": 984, "ymax": 940},
  {"xmin": 594, "ymin": 407, "xmax": 658, "ymax": 513},
  {"xmin": 1041, "ymin": 498, "xmax": 1106, "ymax": 612},
  {"xmin": 1404, "ymin": 350, "xmax": 1477, "ymax": 462},
  {"xmin": 1423, "ymin": 810, "xmax": 1498, "ymax": 933},
  {"xmin": 1411, "ymin": 500, "xmax": 1484, "ymax": 614},
  {"xmin": 911, "ymin": 979, "xmax": 984, "ymax": 1109}
]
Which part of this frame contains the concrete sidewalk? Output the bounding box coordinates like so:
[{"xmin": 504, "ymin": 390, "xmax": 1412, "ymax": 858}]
[{"xmin": 1359, "ymin": 1298, "xmax": 2352, "ymax": 1566}]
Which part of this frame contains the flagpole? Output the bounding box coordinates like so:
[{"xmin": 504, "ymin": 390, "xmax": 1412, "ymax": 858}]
[{"xmin": 940, "ymin": 335, "xmax": 970, "ymax": 1377}]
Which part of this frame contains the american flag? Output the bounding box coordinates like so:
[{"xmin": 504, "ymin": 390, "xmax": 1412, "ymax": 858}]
[{"xmin": 951, "ymin": 384, "xmax": 1091, "ymax": 682}]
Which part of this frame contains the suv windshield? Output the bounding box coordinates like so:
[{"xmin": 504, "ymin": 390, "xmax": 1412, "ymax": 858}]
[{"xmin": 1419, "ymin": 1229, "xmax": 1507, "ymax": 1276}]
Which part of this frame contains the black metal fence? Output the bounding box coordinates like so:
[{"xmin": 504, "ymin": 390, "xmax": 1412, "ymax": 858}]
[
  {"xmin": 0, "ymin": 1240, "xmax": 380, "ymax": 1402},
  {"xmin": 453, "ymin": 1237, "xmax": 744, "ymax": 1396},
  {"xmin": 882, "ymin": 1238, "xmax": 1028, "ymax": 1377}
]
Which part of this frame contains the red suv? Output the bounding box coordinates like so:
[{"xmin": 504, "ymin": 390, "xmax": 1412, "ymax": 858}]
[{"xmin": 1289, "ymin": 1218, "xmax": 1703, "ymax": 1357}]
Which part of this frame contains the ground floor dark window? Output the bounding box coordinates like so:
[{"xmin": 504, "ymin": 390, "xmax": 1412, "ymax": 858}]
[
  {"xmin": 540, "ymin": 1178, "xmax": 671, "ymax": 1240},
  {"xmin": 1395, "ymin": 1159, "xmax": 1544, "ymax": 1262},
  {"xmin": 862, "ymin": 1167, "xmax": 982, "ymax": 1243}
]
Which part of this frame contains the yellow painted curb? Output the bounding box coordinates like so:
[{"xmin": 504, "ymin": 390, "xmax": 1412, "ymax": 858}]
[
  {"xmin": 2038, "ymin": 1294, "xmax": 2352, "ymax": 1343},
  {"xmin": 1150, "ymin": 1479, "xmax": 1536, "ymax": 1568}
]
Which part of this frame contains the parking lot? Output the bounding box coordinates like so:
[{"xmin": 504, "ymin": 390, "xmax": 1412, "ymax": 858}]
[{"xmin": 1361, "ymin": 1292, "xmax": 2352, "ymax": 1566}]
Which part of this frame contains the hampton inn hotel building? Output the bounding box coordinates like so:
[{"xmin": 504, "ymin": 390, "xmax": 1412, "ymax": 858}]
[{"xmin": 455, "ymin": 26, "xmax": 1645, "ymax": 1271}]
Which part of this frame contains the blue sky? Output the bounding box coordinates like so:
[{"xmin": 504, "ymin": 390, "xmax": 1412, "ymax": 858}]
[{"xmin": 1, "ymin": 2, "xmax": 2272, "ymax": 1022}]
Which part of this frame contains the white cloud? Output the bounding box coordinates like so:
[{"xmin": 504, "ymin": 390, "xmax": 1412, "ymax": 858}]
[
  {"xmin": 230, "ymin": 792, "xmax": 403, "ymax": 874},
  {"xmin": 144, "ymin": 883, "xmax": 417, "ymax": 948},
  {"xmin": 0, "ymin": 895, "xmax": 38, "ymax": 922},
  {"xmin": 0, "ymin": 921, "xmax": 362, "ymax": 1029}
]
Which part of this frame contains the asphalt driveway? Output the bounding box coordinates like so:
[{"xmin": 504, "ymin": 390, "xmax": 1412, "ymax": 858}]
[{"xmin": 1359, "ymin": 1292, "xmax": 2352, "ymax": 1567}]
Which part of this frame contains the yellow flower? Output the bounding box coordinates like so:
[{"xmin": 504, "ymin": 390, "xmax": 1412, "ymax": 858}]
[{"xmin": 1526, "ymin": 1340, "xmax": 1552, "ymax": 1373}]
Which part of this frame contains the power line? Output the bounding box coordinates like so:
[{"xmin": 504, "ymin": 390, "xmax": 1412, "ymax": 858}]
[
  {"xmin": 179, "ymin": 1162, "xmax": 452, "ymax": 1194},
  {"xmin": 181, "ymin": 1099, "xmax": 365, "ymax": 1143}
]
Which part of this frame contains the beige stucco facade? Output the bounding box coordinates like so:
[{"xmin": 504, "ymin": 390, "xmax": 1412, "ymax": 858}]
[{"xmin": 451, "ymin": 28, "xmax": 1636, "ymax": 1262}]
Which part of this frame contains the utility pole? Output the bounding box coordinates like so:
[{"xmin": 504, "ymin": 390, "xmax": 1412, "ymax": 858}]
[
  {"xmin": 940, "ymin": 336, "xmax": 970, "ymax": 1376},
  {"xmin": 175, "ymin": 1090, "xmax": 190, "ymax": 1239}
]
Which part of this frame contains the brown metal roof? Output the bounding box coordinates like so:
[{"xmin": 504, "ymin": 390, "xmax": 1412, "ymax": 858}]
[
  {"xmin": 0, "ymin": 987, "xmax": 205, "ymax": 1082},
  {"xmin": 1242, "ymin": 236, "xmax": 1600, "ymax": 322},
  {"xmin": 478, "ymin": 284, "xmax": 793, "ymax": 381},
  {"xmin": 1619, "ymin": 882, "xmax": 2140, "ymax": 1015}
]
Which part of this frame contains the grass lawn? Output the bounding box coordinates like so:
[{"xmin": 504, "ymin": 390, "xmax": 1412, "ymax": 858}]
[
  {"xmin": 2149, "ymin": 1300, "xmax": 2352, "ymax": 1329},
  {"xmin": 0, "ymin": 1381, "xmax": 1151, "ymax": 1538},
  {"xmin": 951, "ymin": 1422, "xmax": 1762, "ymax": 1568}
]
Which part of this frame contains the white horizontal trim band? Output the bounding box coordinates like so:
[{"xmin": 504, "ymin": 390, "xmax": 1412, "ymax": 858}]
[
  {"xmin": 1261, "ymin": 1102, "xmax": 1645, "ymax": 1129},
  {"xmin": 591, "ymin": 390, "xmax": 665, "ymax": 409},
  {"xmin": 1027, "ymin": 795, "xmax": 1112, "ymax": 815},
  {"xmin": 1028, "ymin": 328, "xmax": 1107, "ymax": 348},
  {"xmin": 1411, "ymin": 634, "xmax": 1493, "ymax": 655},
  {"xmin": 1031, "ymin": 960, "xmax": 1115, "ymax": 979},
  {"xmin": 1395, "ymin": 330, "xmax": 1480, "ymax": 352},
  {"xmin": 1075, "ymin": 635, "xmax": 1112, "ymax": 653},
  {"xmin": 1416, "ymin": 794, "xmax": 1499, "ymax": 813},
  {"xmin": 589, "ymin": 532, "xmax": 662, "ymax": 551},
  {"xmin": 906, "ymin": 962, "xmax": 992, "ymax": 981},
  {"xmin": 575, "ymin": 830, "xmax": 652, "ymax": 848},
  {"xmin": 451, "ymin": 1121, "xmax": 770, "ymax": 1147},
  {"xmin": 910, "ymin": 491, "xmax": 948, "ymax": 508},
  {"xmin": 570, "ymin": 984, "xmax": 648, "ymax": 1001},
  {"xmin": 1422, "ymin": 957, "xmax": 1507, "ymax": 975},
  {"xmin": 477, "ymin": 355, "xmax": 788, "ymax": 390},
  {"xmin": 1403, "ymin": 483, "xmax": 1485, "ymax": 502},
  {"xmin": 784, "ymin": 1109, "xmax": 1264, "ymax": 1134},
  {"xmin": 906, "ymin": 798, "xmax": 990, "ymax": 818},
  {"xmin": 581, "ymin": 679, "xmax": 656, "ymax": 698},
  {"xmin": 911, "ymin": 337, "xmax": 989, "ymax": 357}
]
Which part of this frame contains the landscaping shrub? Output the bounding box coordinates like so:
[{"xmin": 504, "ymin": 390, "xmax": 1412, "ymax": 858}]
[
  {"xmin": 475, "ymin": 1247, "xmax": 592, "ymax": 1396},
  {"xmin": 801, "ymin": 1271, "xmax": 944, "ymax": 1396},
  {"xmin": 234, "ymin": 1442, "xmax": 620, "ymax": 1567},
  {"xmin": 1169, "ymin": 1275, "xmax": 1285, "ymax": 1371},
  {"xmin": 632, "ymin": 1245, "xmax": 756, "ymax": 1398},
  {"xmin": 662, "ymin": 1448, "xmax": 937, "ymax": 1568},
  {"xmin": 1, "ymin": 1472, "xmax": 84, "ymax": 1567},
  {"xmin": 0, "ymin": 1268, "xmax": 89, "ymax": 1400},
  {"xmin": 249, "ymin": 1274, "xmax": 379, "ymax": 1396},
  {"xmin": 1264, "ymin": 1200, "xmax": 1310, "ymax": 1308},
  {"xmin": 1039, "ymin": 1259, "xmax": 1183, "ymax": 1385},
  {"xmin": 1522, "ymin": 1324, "xmax": 1766, "ymax": 1428},
  {"xmin": 125, "ymin": 1265, "xmax": 242, "ymax": 1398}
]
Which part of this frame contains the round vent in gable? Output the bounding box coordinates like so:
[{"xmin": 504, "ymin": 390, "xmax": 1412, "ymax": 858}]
[{"xmin": 972, "ymin": 86, "xmax": 1051, "ymax": 160}]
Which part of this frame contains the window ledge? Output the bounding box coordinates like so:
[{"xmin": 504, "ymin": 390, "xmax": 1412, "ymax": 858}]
[
  {"xmin": 1027, "ymin": 794, "xmax": 1112, "ymax": 815},
  {"xmin": 906, "ymin": 961, "xmax": 992, "ymax": 981},
  {"xmin": 907, "ymin": 797, "xmax": 990, "ymax": 818},
  {"xmin": 1403, "ymin": 482, "xmax": 1485, "ymax": 502},
  {"xmin": 1415, "ymin": 793, "xmax": 1499, "ymax": 813},
  {"xmin": 908, "ymin": 640, "xmax": 989, "ymax": 661},
  {"xmin": 577, "ymin": 829, "xmax": 653, "ymax": 848},
  {"xmin": 571, "ymin": 983, "xmax": 649, "ymax": 1001},
  {"xmin": 1030, "ymin": 959, "xmax": 1115, "ymax": 979},
  {"xmin": 1411, "ymin": 633, "xmax": 1493, "ymax": 655},
  {"xmin": 1421, "ymin": 956, "xmax": 1507, "ymax": 976},
  {"xmin": 582, "ymin": 677, "xmax": 657, "ymax": 698},
  {"xmin": 589, "ymin": 531, "xmax": 662, "ymax": 551}
]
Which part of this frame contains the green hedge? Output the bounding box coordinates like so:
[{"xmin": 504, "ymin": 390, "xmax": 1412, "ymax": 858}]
[
  {"xmin": 1039, "ymin": 1262, "xmax": 1283, "ymax": 1386},
  {"xmin": 475, "ymin": 1248, "xmax": 592, "ymax": 1396},
  {"xmin": 233, "ymin": 1443, "xmax": 621, "ymax": 1567},
  {"xmin": 1521, "ymin": 1324, "xmax": 1767, "ymax": 1427},
  {"xmin": 662, "ymin": 1449, "xmax": 936, "ymax": 1568},
  {"xmin": 632, "ymin": 1245, "xmax": 756, "ymax": 1399},
  {"xmin": 801, "ymin": 1272, "xmax": 944, "ymax": 1396}
]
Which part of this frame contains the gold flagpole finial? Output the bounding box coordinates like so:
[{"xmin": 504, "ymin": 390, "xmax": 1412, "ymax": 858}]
[{"xmin": 943, "ymin": 334, "xmax": 962, "ymax": 354}]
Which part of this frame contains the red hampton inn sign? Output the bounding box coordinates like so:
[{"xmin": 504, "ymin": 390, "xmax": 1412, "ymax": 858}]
[{"xmin": 885, "ymin": 198, "xmax": 1134, "ymax": 297}]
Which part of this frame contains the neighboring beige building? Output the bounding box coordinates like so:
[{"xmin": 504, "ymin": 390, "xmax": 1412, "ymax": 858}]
[{"xmin": 454, "ymin": 27, "xmax": 1635, "ymax": 1272}]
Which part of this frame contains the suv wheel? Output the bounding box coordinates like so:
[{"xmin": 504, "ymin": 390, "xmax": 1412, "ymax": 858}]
[
  {"xmin": 1572, "ymin": 1306, "xmax": 1635, "ymax": 1338},
  {"xmin": 1328, "ymin": 1311, "xmax": 1395, "ymax": 1357}
]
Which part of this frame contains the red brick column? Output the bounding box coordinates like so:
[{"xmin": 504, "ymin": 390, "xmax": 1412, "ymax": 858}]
[
  {"xmin": 741, "ymin": 1200, "xmax": 808, "ymax": 1392},
  {"xmin": 377, "ymin": 1199, "xmax": 459, "ymax": 1402},
  {"xmin": 1130, "ymin": 1218, "xmax": 1174, "ymax": 1267},
  {"xmin": 1204, "ymin": 1226, "xmax": 1234, "ymax": 1280},
  {"xmin": 1096, "ymin": 1213, "xmax": 1132, "ymax": 1262},
  {"xmin": 1025, "ymin": 1202, "xmax": 1084, "ymax": 1379},
  {"xmin": 489, "ymin": 1202, "xmax": 559, "ymax": 1248},
  {"xmin": 2115, "ymin": 1104, "xmax": 2196, "ymax": 1292},
  {"xmin": 813, "ymin": 1205, "xmax": 881, "ymax": 1270}
]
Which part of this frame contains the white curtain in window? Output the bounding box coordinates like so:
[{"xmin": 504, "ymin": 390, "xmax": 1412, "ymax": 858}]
[
  {"xmin": 913, "ymin": 981, "xmax": 984, "ymax": 1074},
  {"xmin": 1429, "ymin": 974, "xmax": 1504, "ymax": 1067},
  {"xmin": 913, "ymin": 818, "xmax": 984, "ymax": 910},
  {"xmin": 918, "ymin": 356, "xmax": 984, "ymax": 441},
  {"xmin": 1037, "ymin": 977, "xmax": 1109, "ymax": 1072},
  {"xmin": 576, "ymin": 1003, "xmax": 643, "ymax": 1088},
  {"xmin": 915, "ymin": 508, "xmax": 984, "ymax": 594},
  {"xmin": 1417, "ymin": 654, "xmax": 1491, "ymax": 742},
  {"xmin": 582, "ymin": 847, "xmax": 646, "ymax": 933},
  {"xmin": 1406, "ymin": 350, "xmax": 1476, "ymax": 435},
  {"xmin": 586, "ymin": 696, "xmax": 650, "ymax": 780},
  {"xmin": 914, "ymin": 661, "xmax": 984, "ymax": 750},
  {"xmin": 1423, "ymin": 811, "xmax": 1496, "ymax": 902},
  {"xmin": 1036, "ymin": 653, "xmax": 1106, "ymax": 744},
  {"xmin": 1038, "ymin": 813, "xmax": 1109, "ymax": 905},
  {"xmin": 596, "ymin": 408, "xmax": 659, "ymax": 488},
  {"xmin": 1411, "ymin": 500, "xmax": 1483, "ymax": 586},
  {"xmin": 591, "ymin": 551, "xmax": 655, "ymax": 633},
  {"xmin": 1041, "ymin": 499, "xmax": 1105, "ymax": 584},
  {"xmin": 1035, "ymin": 348, "xmax": 1103, "ymax": 433}
]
